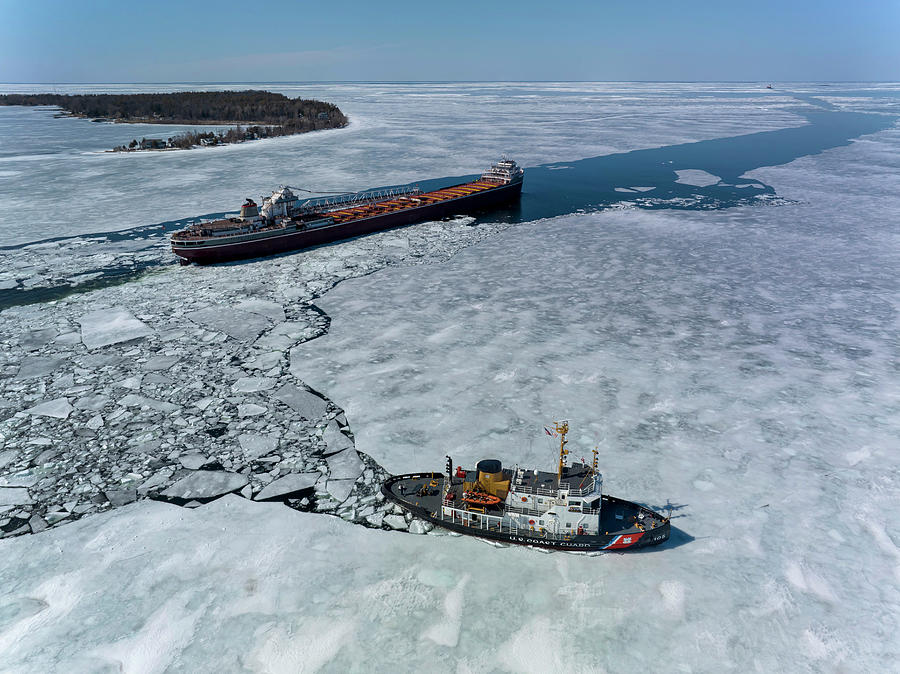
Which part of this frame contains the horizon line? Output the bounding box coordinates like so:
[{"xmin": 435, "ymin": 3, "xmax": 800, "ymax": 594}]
[{"xmin": 2, "ymin": 79, "xmax": 899, "ymax": 86}]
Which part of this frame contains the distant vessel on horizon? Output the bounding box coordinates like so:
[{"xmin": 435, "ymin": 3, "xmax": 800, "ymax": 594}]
[{"xmin": 170, "ymin": 159, "xmax": 524, "ymax": 264}]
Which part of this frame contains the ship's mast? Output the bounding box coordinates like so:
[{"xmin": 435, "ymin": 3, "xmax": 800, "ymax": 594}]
[
  {"xmin": 592, "ymin": 448, "xmax": 599, "ymax": 475},
  {"xmin": 555, "ymin": 420, "xmax": 569, "ymax": 482}
]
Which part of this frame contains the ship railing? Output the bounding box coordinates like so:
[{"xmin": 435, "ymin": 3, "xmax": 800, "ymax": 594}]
[
  {"xmin": 505, "ymin": 502, "xmax": 600, "ymax": 517},
  {"xmin": 441, "ymin": 505, "xmax": 590, "ymax": 542},
  {"xmin": 560, "ymin": 479, "xmax": 597, "ymax": 496},
  {"xmin": 293, "ymin": 185, "xmax": 421, "ymax": 214},
  {"xmin": 509, "ymin": 484, "xmax": 557, "ymax": 496},
  {"xmin": 505, "ymin": 503, "xmax": 546, "ymax": 517},
  {"xmin": 565, "ymin": 507, "xmax": 600, "ymax": 516},
  {"xmin": 441, "ymin": 505, "xmax": 505, "ymax": 532}
]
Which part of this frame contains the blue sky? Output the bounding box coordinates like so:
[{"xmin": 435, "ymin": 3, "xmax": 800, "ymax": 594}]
[{"xmin": 1, "ymin": 0, "xmax": 898, "ymax": 82}]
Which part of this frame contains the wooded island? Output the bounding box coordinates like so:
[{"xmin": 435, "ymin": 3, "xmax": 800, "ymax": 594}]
[{"xmin": 0, "ymin": 90, "xmax": 348, "ymax": 151}]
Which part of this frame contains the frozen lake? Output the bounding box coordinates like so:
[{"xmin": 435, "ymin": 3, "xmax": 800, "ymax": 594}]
[{"xmin": 1, "ymin": 82, "xmax": 899, "ymax": 672}]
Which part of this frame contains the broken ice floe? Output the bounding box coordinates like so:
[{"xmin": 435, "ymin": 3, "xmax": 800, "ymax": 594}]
[
  {"xmin": 14, "ymin": 356, "xmax": 66, "ymax": 380},
  {"xmin": 0, "ymin": 216, "xmax": 495, "ymax": 540},
  {"xmin": 255, "ymin": 472, "xmax": 320, "ymax": 501},
  {"xmin": 673, "ymin": 169, "xmax": 721, "ymax": 187},
  {"xmin": 187, "ymin": 306, "xmax": 274, "ymax": 341},
  {"xmin": 160, "ymin": 470, "xmax": 249, "ymax": 502},
  {"xmin": 237, "ymin": 433, "xmax": 278, "ymax": 459},
  {"xmin": 271, "ymin": 383, "xmax": 329, "ymax": 419},
  {"xmin": 79, "ymin": 309, "xmax": 153, "ymax": 348},
  {"xmin": 0, "ymin": 487, "xmax": 33, "ymax": 506},
  {"xmin": 25, "ymin": 397, "xmax": 73, "ymax": 419}
]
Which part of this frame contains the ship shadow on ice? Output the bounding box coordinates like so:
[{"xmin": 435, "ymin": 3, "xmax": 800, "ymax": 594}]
[{"xmin": 635, "ymin": 523, "xmax": 694, "ymax": 553}]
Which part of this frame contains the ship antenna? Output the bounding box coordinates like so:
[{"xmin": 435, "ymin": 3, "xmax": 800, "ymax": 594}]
[{"xmin": 555, "ymin": 420, "xmax": 569, "ymax": 482}]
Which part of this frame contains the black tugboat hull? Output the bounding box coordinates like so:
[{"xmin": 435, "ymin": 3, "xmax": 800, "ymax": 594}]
[
  {"xmin": 381, "ymin": 473, "xmax": 670, "ymax": 552},
  {"xmin": 172, "ymin": 180, "xmax": 522, "ymax": 264}
]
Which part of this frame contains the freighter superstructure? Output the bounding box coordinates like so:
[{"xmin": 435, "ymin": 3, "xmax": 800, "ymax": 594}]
[
  {"xmin": 382, "ymin": 422, "xmax": 670, "ymax": 552},
  {"xmin": 171, "ymin": 159, "xmax": 524, "ymax": 264}
]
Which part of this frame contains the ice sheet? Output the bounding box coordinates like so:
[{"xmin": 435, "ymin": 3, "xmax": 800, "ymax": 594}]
[
  {"xmin": 0, "ymin": 82, "xmax": 810, "ymax": 247},
  {"xmin": 1, "ymin": 83, "xmax": 898, "ymax": 672}
]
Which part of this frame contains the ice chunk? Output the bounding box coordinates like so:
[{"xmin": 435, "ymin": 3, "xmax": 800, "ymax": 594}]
[
  {"xmin": 28, "ymin": 514, "xmax": 48, "ymax": 533},
  {"xmin": 270, "ymin": 384, "xmax": 328, "ymax": 420},
  {"xmin": 143, "ymin": 356, "xmax": 179, "ymax": 371},
  {"xmin": 326, "ymin": 448, "xmax": 363, "ymax": 482},
  {"xmin": 74, "ymin": 395, "xmax": 110, "ymax": 411},
  {"xmin": 383, "ymin": 514, "xmax": 408, "ymax": 530},
  {"xmin": 238, "ymin": 403, "xmax": 266, "ymax": 418},
  {"xmin": 160, "ymin": 471, "xmax": 248, "ymax": 501},
  {"xmin": 408, "ymin": 520, "xmax": 430, "ymax": 535},
  {"xmin": 325, "ymin": 479, "xmax": 355, "ymax": 503},
  {"xmin": 0, "ymin": 468, "xmax": 42, "ymax": 487},
  {"xmin": 254, "ymin": 473, "xmax": 319, "ymax": 501},
  {"xmin": 243, "ymin": 351, "xmax": 283, "ymax": 371},
  {"xmin": 237, "ymin": 434, "xmax": 278, "ymax": 459},
  {"xmin": 0, "ymin": 449, "xmax": 19, "ymax": 471},
  {"xmin": 79, "ymin": 309, "xmax": 152, "ymax": 349},
  {"xmin": 118, "ymin": 394, "xmax": 178, "ymax": 413},
  {"xmin": 14, "ymin": 357, "xmax": 66, "ymax": 380},
  {"xmin": 26, "ymin": 397, "xmax": 73, "ymax": 419},
  {"xmin": 115, "ymin": 375, "xmax": 143, "ymax": 389},
  {"xmin": 187, "ymin": 307, "xmax": 271, "ymax": 341},
  {"xmin": 674, "ymin": 169, "xmax": 721, "ymax": 187},
  {"xmin": 0, "ymin": 487, "xmax": 32, "ymax": 505},
  {"xmin": 323, "ymin": 422, "xmax": 353, "ymax": 455},
  {"xmin": 232, "ymin": 377, "xmax": 276, "ymax": 393},
  {"xmin": 137, "ymin": 470, "xmax": 173, "ymax": 495},
  {"xmin": 178, "ymin": 453, "xmax": 208, "ymax": 470},
  {"xmin": 104, "ymin": 488, "xmax": 137, "ymax": 507},
  {"xmin": 20, "ymin": 328, "xmax": 58, "ymax": 350},
  {"xmin": 234, "ymin": 298, "xmax": 285, "ymax": 323}
]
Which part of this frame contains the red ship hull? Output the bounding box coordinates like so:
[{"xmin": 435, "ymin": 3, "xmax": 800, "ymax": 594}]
[{"xmin": 172, "ymin": 179, "xmax": 522, "ymax": 264}]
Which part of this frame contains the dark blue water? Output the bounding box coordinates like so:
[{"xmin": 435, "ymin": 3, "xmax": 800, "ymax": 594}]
[{"xmin": 1, "ymin": 105, "xmax": 895, "ymax": 310}]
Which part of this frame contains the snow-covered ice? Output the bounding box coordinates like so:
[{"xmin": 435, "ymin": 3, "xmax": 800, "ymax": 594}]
[
  {"xmin": 0, "ymin": 82, "xmax": 812, "ymax": 247},
  {"xmin": 0, "ymin": 82, "xmax": 898, "ymax": 672}
]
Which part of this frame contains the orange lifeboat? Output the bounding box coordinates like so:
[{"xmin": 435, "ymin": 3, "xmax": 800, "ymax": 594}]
[{"xmin": 462, "ymin": 491, "xmax": 501, "ymax": 507}]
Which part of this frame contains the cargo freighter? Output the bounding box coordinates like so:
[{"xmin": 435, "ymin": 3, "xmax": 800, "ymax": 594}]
[
  {"xmin": 382, "ymin": 421, "xmax": 671, "ymax": 552},
  {"xmin": 171, "ymin": 159, "xmax": 524, "ymax": 264}
]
